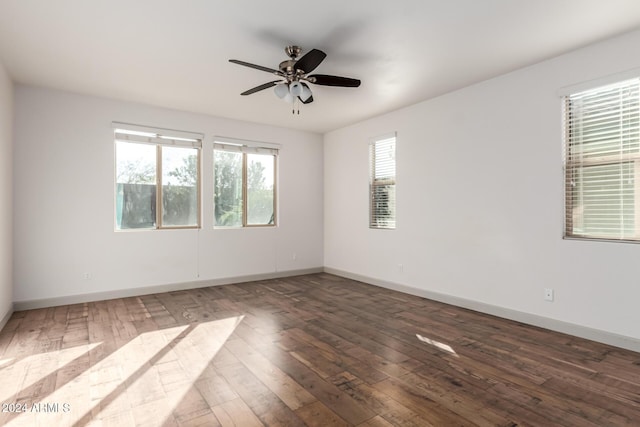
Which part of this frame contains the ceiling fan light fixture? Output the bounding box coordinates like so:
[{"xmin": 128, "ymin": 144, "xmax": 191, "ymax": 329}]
[
  {"xmin": 300, "ymin": 85, "xmax": 312, "ymax": 102},
  {"xmin": 274, "ymin": 83, "xmax": 289, "ymax": 99},
  {"xmin": 289, "ymin": 81, "xmax": 303, "ymax": 97}
]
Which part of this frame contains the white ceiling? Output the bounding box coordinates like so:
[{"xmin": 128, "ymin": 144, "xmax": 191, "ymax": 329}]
[{"xmin": 1, "ymin": 1, "xmax": 640, "ymax": 134}]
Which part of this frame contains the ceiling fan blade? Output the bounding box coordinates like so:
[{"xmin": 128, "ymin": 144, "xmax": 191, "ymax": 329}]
[
  {"xmin": 299, "ymin": 95, "xmax": 314, "ymax": 104},
  {"xmin": 309, "ymin": 74, "xmax": 361, "ymax": 87},
  {"xmin": 229, "ymin": 59, "xmax": 280, "ymax": 75},
  {"xmin": 294, "ymin": 48, "xmax": 326, "ymax": 73},
  {"xmin": 241, "ymin": 80, "xmax": 281, "ymax": 96}
]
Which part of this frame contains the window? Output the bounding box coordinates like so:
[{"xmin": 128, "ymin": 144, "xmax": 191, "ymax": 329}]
[
  {"xmin": 369, "ymin": 134, "xmax": 396, "ymax": 229},
  {"xmin": 214, "ymin": 140, "xmax": 277, "ymax": 227},
  {"xmin": 114, "ymin": 124, "xmax": 202, "ymax": 230},
  {"xmin": 563, "ymin": 78, "xmax": 640, "ymax": 241}
]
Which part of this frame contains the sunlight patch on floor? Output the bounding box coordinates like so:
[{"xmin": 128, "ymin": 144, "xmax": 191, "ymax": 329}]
[
  {"xmin": 0, "ymin": 343, "xmax": 101, "ymax": 403},
  {"xmin": 4, "ymin": 316, "xmax": 244, "ymax": 426},
  {"xmin": 416, "ymin": 333, "xmax": 458, "ymax": 357}
]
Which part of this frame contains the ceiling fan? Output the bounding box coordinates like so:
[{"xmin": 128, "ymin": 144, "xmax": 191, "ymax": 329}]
[{"xmin": 229, "ymin": 46, "xmax": 361, "ymax": 111}]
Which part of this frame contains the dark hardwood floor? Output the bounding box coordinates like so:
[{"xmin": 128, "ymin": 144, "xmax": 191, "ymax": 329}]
[{"xmin": 1, "ymin": 273, "xmax": 639, "ymax": 426}]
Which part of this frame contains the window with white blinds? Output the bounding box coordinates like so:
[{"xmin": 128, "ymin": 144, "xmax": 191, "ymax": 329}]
[
  {"xmin": 563, "ymin": 78, "xmax": 640, "ymax": 241},
  {"xmin": 369, "ymin": 134, "xmax": 396, "ymax": 229}
]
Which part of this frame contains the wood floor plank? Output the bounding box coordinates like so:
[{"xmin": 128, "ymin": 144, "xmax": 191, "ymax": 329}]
[
  {"xmin": 194, "ymin": 373, "xmax": 238, "ymax": 407},
  {"xmin": 1, "ymin": 273, "xmax": 639, "ymax": 426},
  {"xmin": 224, "ymin": 336, "xmax": 317, "ymax": 411},
  {"xmin": 165, "ymin": 385, "xmax": 215, "ymax": 425},
  {"xmin": 372, "ymin": 377, "xmax": 485, "ymax": 426},
  {"xmin": 329, "ymin": 371, "xmax": 437, "ymax": 427},
  {"xmin": 356, "ymin": 415, "xmax": 396, "ymax": 427},
  {"xmin": 295, "ymin": 400, "xmax": 350, "ymax": 427},
  {"xmin": 233, "ymin": 322, "xmax": 377, "ymax": 425},
  {"xmin": 211, "ymin": 397, "xmax": 263, "ymax": 427},
  {"xmin": 213, "ymin": 357, "xmax": 306, "ymax": 426},
  {"xmin": 282, "ymin": 326, "xmax": 389, "ymax": 385}
]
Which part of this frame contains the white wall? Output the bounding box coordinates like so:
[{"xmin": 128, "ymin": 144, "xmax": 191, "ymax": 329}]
[
  {"xmin": 325, "ymin": 29, "xmax": 640, "ymax": 347},
  {"xmin": 13, "ymin": 87, "xmax": 323, "ymax": 304},
  {"xmin": 0, "ymin": 61, "xmax": 13, "ymax": 326}
]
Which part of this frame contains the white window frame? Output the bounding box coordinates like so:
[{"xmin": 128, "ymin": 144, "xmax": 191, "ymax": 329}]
[
  {"xmin": 561, "ymin": 76, "xmax": 640, "ymax": 242},
  {"xmin": 213, "ymin": 137, "xmax": 279, "ymax": 228},
  {"xmin": 113, "ymin": 122, "xmax": 203, "ymax": 231},
  {"xmin": 369, "ymin": 133, "xmax": 397, "ymax": 229}
]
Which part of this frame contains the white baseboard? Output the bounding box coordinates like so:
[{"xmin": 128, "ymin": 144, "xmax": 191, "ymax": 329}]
[
  {"xmin": 324, "ymin": 267, "xmax": 640, "ymax": 353},
  {"xmin": 0, "ymin": 304, "xmax": 13, "ymax": 333},
  {"xmin": 11, "ymin": 266, "xmax": 640, "ymax": 353},
  {"xmin": 13, "ymin": 268, "xmax": 324, "ymax": 311}
]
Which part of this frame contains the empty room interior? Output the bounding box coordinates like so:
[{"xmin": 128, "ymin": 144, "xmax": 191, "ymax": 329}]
[{"xmin": 2, "ymin": 1, "xmax": 640, "ymax": 426}]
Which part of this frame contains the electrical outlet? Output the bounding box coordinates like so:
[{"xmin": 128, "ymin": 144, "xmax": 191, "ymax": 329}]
[
  {"xmin": 292, "ymin": 253, "xmax": 297, "ymax": 261},
  {"xmin": 397, "ymin": 264, "xmax": 404, "ymax": 273},
  {"xmin": 544, "ymin": 288, "xmax": 554, "ymax": 302},
  {"xmin": 82, "ymin": 272, "xmax": 92, "ymax": 280}
]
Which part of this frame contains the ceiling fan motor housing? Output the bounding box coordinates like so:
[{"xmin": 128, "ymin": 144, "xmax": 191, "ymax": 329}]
[
  {"xmin": 285, "ymin": 45, "xmax": 302, "ymax": 59},
  {"xmin": 278, "ymin": 60, "xmax": 297, "ymax": 77},
  {"xmin": 280, "ymin": 46, "xmax": 309, "ymax": 82}
]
